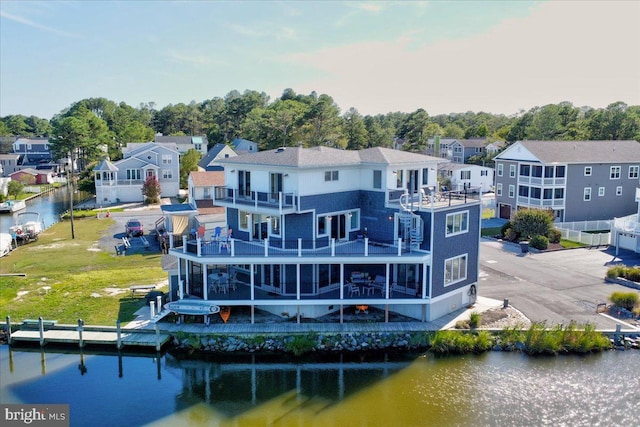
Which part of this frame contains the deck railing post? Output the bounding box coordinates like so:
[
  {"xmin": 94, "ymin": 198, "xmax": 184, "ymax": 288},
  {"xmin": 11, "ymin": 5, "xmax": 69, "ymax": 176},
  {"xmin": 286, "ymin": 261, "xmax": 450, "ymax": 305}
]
[
  {"xmin": 77, "ymin": 319, "xmax": 84, "ymax": 348},
  {"xmin": 398, "ymin": 239, "xmax": 403, "ymax": 256},
  {"xmin": 38, "ymin": 316, "xmax": 44, "ymax": 347},
  {"xmin": 150, "ymin": 301, "xmax": 156, "ymax": 318},
  {"xmin": 157, "ymin": 295, "xmax": 163, "ymax": 313},
  {"xmin": 116, "ymin": 320, "xmax": 122, "ymax": 350},
  {"xmin": 230, "ymin": 239, "xmax": 235, "ymax": 257},
  {"xmin": 298, "ymin": 238, "xmax": 302, "ymax": 257},
  {"xmin": 331, "ymin": 238, "xmax": 335, "ymax": 256},
  {"xmin": 182, "ymin": 235, "xmax": 187, "ymax": 253},
  {"xmin": 364, "ymin": 238, "xmax": 369, "ymax": 256},
  {"xmin": 169, "ymin": 233, "xmax": 174, "ymax": 249},
  {"xmin": 197, "ymin": 237, "xmax": 202, "ymax": 257},
  {"xmin": 264, "ymin": 239, "xmax": 269, "ymax": 257},
  {"xmin": 5, "ymin": 316, "xmax": 11, "ymax": 346}
]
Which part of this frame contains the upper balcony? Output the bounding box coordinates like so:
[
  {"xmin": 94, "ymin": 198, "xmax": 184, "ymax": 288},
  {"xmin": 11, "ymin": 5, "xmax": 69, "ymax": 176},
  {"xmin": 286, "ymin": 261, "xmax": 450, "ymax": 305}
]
[
  {"xmin": 387, "ymin": 187, "xmax": 481, "ymax": 211},
  {"xmin": 169, "ymin": 235, "xmax": 430, "ymax": 263},
  {"xmin": 214, "ymin": 186, "xmax": 297, "ymax": 215}
]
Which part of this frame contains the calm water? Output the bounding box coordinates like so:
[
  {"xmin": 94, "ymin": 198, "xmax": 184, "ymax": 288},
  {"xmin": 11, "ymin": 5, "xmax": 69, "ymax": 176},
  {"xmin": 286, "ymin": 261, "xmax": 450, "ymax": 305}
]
[
  {"xmin": 0, "ymin": 188, "xmax": 91, "ymax": 234},
  {"xmin": 1, "ymin": 346, "xmax": 638, "ymax": 427}
]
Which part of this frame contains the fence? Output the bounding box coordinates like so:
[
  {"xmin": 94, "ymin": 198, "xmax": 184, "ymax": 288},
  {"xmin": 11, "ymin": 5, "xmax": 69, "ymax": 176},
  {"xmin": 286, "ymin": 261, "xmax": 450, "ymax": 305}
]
[{"xmin": 555, "ymin": 220, "xmax": 612, "ymax": 246}]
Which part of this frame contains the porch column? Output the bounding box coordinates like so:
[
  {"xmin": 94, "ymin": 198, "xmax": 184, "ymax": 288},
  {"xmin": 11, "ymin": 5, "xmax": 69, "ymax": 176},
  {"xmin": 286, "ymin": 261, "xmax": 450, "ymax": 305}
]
[
  {"xmin": 422, "ymin": 263, "xmax": 427, "ymax": 299},
  {"xmin": 178, "ymin": 279, "xmax": 184, "ymax": 300},
  {"xmin": 296, "ymin": 264, "xmax": 300, "ymax": 300},
  {"xmin": 197, "ymin": 237, "xmax": 202, "ymax": 257},
  {"xmin": 250, "ymin": 264, "xmax": 255, "ymax": 301},
  {"xmin": 203, "ymin": 267, "xmax": 208, "ymax": 300}
]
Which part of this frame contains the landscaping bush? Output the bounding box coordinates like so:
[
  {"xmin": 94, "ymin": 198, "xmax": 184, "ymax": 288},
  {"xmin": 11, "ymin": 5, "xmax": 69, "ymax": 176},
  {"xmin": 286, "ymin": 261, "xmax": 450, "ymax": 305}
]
[
  {"xmin": 530, "ymin": 235, "xmax": 549, "ymax": 250},
  {"xmin": 624, "ymin": 266, "xmax": 640, "ymax": 282},
  {"xmin": 511, "ymin": 208, "xmax": 554, "ymax": 240},
  {"xmin": 547, "ymin": 228, "xmax": 562, "ymax": 244},
  {"xmin": 468, "ymin": 311, "xmax": 481, "ymax": 329},
  {"xmin": 503, "ymin": 227, "xmax": 519, "ymax": 242},
  {"xmin": 500, "ymin": 221, "xmax": 512, "ymax": 238},
  {"xmin": 609, "ymin": 291, "xmax": 639, "ymax": 311},
  {"xmin": 606, "ymin": 265, "xmax": 626, "ymax": 279}
]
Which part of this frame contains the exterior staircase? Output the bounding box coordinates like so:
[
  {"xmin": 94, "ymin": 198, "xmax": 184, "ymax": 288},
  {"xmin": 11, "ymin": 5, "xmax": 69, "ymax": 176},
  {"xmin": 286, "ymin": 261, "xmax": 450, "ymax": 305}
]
[{"xmin": 398, "ymin": 192, "xmax": 424, "ymax": 250}]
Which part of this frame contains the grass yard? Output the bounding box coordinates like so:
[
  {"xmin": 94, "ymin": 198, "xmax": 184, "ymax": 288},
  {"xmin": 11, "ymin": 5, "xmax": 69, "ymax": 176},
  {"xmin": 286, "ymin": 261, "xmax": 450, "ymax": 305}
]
[{"xmin": 0, "ymin": 218, "xmax": 166, "ymax": 326}]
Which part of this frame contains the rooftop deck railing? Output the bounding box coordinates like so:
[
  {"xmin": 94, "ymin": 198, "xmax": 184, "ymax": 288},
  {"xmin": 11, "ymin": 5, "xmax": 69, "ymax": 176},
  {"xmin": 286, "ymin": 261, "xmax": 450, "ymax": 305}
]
[
  {"xmin": 213, "ymin": 186, "xmax": 297, "ymax": 212},
  {"xmin": 389, "ymin": 187, "xmax": 481, "ymax": 211}
]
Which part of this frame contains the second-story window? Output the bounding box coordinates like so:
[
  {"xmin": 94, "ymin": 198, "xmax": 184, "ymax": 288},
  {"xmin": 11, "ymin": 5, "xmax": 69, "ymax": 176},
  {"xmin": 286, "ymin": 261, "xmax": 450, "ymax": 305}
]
[
  {"xmin": 584, "ymin": 187, "xmax": 592, "ymax": 201},
  {"xmin": 497, "ymin": 164, "xmax": 503, "ymax": 176},
  {"xmin": 629, "ymin": 165, "xmax": 639, "ymax": 179},
  {"xmin": 584, "ymin": 166, "xmax": 592, "ymax": 176},
  {"xmin": 446, "ymin": 211, "xmax": 469, "ymax": 236},
  {"xmin": 509, "ymin": 165, "xmax": 516, "ymax": 178},
  {"xmin": 610, "ymin": 166, "xmax": 621, "ymax": 179},
  {"xmin": 373, "ymin": 170, "xmax": 382, "ymax": 189},
  {"xmin": 162, "ymin": 155, "xmax": 172, "ymax": 164},
  {"xmin": 162, "ymin": 169, "xmax": 172, "ymax": 179},
  {"xmin": 239, "ymin": 170, "xmax": 251, "ymax": 197},
  {"xmin": 460, "ymin": 171, "xmax": 471, "ymax": 180}
]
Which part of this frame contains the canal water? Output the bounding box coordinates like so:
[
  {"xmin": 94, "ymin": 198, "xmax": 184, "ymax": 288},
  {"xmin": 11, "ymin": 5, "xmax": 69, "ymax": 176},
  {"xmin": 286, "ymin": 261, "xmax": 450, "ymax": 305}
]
[
  {"xmin": 1, "ymin": 346, "xmax": 638, "ymax": 427},
  {"xmin": 0, "ymin": 188, "xmax": 91, "ymax": 234}
]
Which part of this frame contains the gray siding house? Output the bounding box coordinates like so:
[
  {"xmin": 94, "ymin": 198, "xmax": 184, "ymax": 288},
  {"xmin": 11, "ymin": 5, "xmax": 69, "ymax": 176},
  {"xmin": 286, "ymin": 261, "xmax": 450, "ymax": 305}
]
[{"xmin": 494, "ymin": 140, "xmax": 640, "ymax": 222}]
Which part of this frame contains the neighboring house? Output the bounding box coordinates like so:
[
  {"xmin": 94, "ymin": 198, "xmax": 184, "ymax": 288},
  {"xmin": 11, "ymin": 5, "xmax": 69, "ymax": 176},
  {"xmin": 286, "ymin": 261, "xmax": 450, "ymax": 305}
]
[
  {"xmin": 485, "ymin": 140, "xmax": 507, "ymax": 156},
  {"xmin": 426, "ymin": 138, "xmax": 489, "ymax": 163},
  {"xmin": 0, "ymin": 154, "xmax": 20, "ymax": 176},
  {"xmin": 9, "ymin": 167, "xmax": 54, "ymax": 185},
  {"xmin": 12, "ymin": 137, "xmax": 52, "ymax": 164},
  {"xmin": 231, "ymin": 138, "xmax": 258, "ymax": 154},
  {"xmin": 198, "ymin": 144, "xmax": 238, "ymax": 171},
  {"xmin": 155, "ymin": 135, "xmax": 209, "ymax": 156},
  {"xmin": 493, "ymin": 140, "xmax": 640, "ymax": 222},
  {"xmin": 612, "ymin": 188, "xmax": 640, "ymax": 254},
  {"xmin": 162, "ymin": 146, "xmax": 481, "ymax": 323},
  {"xmin": 188, "ymin": 171, "xmax": 225, "ymax": 215},
  {"xmin": 439, "ymin": 163, "xmax": 494, "ymax": 193},
  {"xmin": 93, "ymin": 142, "xmax": 180, "ymax": 204}
]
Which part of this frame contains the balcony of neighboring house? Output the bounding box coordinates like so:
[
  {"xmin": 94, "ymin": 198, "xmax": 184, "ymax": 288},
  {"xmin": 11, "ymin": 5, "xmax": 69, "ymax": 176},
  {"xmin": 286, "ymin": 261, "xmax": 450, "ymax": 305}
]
[
  {"xmin": 386, "ymin": 186, "xmax": 481, "ymax": 211},
  {"xmin": 213, "ymin": 186, "xmax": 298, "ymax": 214}
]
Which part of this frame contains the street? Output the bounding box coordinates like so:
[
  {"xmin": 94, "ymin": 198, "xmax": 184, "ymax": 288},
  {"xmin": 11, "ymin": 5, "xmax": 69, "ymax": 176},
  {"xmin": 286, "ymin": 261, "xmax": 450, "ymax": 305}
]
[{"xmin": 479, "ymin": 238, "xmax": 640, "ymax": 329}]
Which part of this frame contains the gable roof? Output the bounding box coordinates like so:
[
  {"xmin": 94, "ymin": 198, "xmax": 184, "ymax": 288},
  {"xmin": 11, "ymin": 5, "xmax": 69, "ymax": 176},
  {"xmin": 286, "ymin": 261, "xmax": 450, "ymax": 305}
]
[
  {"xmin": 155, "ymin": 135, "xmax": 208, "ymax": 146},
  {"xmin": 198, "ymin": 144, "xmax": 237, "ymax": 170},
  {"xmin": 497, "ymin": 140, "xmax": 640, "ymax": 163},
  {"xmin": 217, "ymin": 146, "xmax": 442, "ymax": 169},
  {"xmin": 454, "ymin": 138, "xmax": 487, "ymax": 148}
]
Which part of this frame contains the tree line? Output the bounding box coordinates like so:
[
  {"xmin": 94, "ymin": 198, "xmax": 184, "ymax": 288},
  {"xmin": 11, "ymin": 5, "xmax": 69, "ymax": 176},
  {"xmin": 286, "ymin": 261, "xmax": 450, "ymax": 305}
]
[{"xmin": 1, "ymin": 89, "xmax": 639, "ymax": 170}]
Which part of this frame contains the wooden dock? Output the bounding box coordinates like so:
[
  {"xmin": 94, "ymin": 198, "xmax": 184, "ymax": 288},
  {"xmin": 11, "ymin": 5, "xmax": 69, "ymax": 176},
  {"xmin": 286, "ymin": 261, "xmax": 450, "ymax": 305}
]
[{"xmin": 6, "ymin": 318, "xmax": 170, "ymax": 350}]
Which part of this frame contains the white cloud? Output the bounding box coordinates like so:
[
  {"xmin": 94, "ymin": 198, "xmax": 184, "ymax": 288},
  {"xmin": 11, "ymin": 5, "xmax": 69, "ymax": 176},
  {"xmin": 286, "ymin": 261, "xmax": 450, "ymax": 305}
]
[
  {"xmin": 0, "ymin": 9, "xmax": 82, "ymax": 38},
  {"xmin": 167, "ymin": 50, "xmax": 227, "ymax": 66},
  {"xmin": 286, "ymin": 1, "xmax": 640, "ymax": 115}
]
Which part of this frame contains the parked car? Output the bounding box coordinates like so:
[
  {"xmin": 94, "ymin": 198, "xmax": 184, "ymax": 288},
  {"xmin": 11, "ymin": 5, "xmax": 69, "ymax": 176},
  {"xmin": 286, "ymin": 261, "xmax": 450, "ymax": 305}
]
[{"xmin": 125, "ymin": 219, "xmax": 144, "ymax": 237}]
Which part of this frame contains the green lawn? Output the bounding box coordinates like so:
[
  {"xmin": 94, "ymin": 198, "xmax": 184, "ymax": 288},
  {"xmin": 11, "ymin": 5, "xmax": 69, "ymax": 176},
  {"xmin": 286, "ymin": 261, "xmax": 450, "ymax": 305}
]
[{"xmin": 0, "ymin": 218, "xmax": 166, "ymax": 326}]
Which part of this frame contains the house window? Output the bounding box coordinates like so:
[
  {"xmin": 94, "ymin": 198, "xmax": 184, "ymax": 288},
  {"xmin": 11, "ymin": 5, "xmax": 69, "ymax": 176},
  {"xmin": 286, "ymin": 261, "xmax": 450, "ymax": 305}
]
[
  {"xmin": 162, "ymin": 155, "xmax": 172, "ymax": 164},
  {"xmin": 543, "ymin": 189, "xmax": 553, "ymax": 199},
  {"xmin": 460, "ymin": 170, "xmax": 471, "ymax": 180},
  {"xmin": 629, "ymin": 165, "xmax": 639, "ymax": 179},
  {"xmin": 239, "ymin": 211, "xmax": 250, "ymax": 231},
  {"xmin": 518, "ymin": 186, "xmax": 529, "ymax": 197},
  {"xmin": 269, "ymin": 216, "xmax": 280, "ymax": 237},
  {"xmin": 203, "ymin": 187, "xmax": 211, "ymax": 198},
  {"xmin": 583, "ymin": 187, "xmax": 591, "ymax": 201},
  {"xmin": 480, "ymin": 170, "xmax": 488, "ymax": 176},
  {"xmin": 349, "ymin": 210, "xmax": 359, "ymax": 229},
  {"xmin": 162, "ymin": 169, "xmax": 172, "ymax": 179},
  {"xmin": 497, "ymin": 164, "xmax": 503, "ymax": 177},
  {"xmin": 508, "ymin": 185, "xmax": 515, "ymax": 198},
  {"xmin": 509, "ymin": 165, "xmax": 516, "ymax": 178},
  {"xmin": 519, "ymin": 164, "xmax": 530, "ymax": 176},
  {"xmin": 598, "ymin": 187, "xmax": 605, "ymax": 197},
  {"xmin": 324, "ymin": 170, "xmax": 339, "ymax": 181},
  {"xmin": 444, "ymin": 254, "xmax": 467, "ymax": 286},
  {"xmin": 532, "ymin": 165, "xmax": 543, "ymax": 177},
  {"xmin": 446, "ymin": 211, "xmax": 469, "ymax": 236},
  {"xmin": 584, "ymin": 166, "xmax": 592, "ymax": 176},
  {"xmin": 616, "ymin": 186, "xmax": 623, "ymax": 196},
  {"xmin": 239, "ymin": 170, "xmax": 251, "ymax": 197},
  {"xmin": 373, "ymin": 170, "xmax": 382, "ymax": 189},
  {"xmin": 554, "ymin": 188, "xmax": 564, "ymax": 199},
  {"xmin": 496, "ymin": 183, "xmax": 502, "ymax": 196},
  {"xmin": 126, "ymin": 169, "xmax": 141, "ymax": 180},
  {"xmin": 317, "ymin": 215, "xmax": 329, "ymax": 237},
  {"xmin": 396, "ymin": 170, "xmax": 403, "ymax": 188},
  {"xmin": 555, "ymin": 166, "xmax": 565, "ymax": 177},
  {"xmin": 610, "ymin": 166, "xmax": 621, "ymax": 179},
  {"xmin": 530, "ymin": 187, "xmax": 541, "ymax": 199},
  {"xmin": 422, "ymin": 168, "xmax": 429, "ymax": 185}
]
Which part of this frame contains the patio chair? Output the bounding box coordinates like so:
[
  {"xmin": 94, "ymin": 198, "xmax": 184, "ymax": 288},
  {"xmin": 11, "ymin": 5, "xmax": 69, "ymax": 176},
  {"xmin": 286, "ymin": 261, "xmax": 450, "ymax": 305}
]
[
  {"xmin": 345, "ymin": 282, "xmax": 360, "ymax": 297},
  {"xmin": 213, "ymin": 226, "xmax": 222, "ymax": 241}
]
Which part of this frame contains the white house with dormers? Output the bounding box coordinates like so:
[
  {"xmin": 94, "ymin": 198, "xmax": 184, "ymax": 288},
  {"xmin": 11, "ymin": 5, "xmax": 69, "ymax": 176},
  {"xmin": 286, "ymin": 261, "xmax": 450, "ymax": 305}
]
[{"xmin": 93, "ymin": 142, "xmax": 180, "ymax": 204}]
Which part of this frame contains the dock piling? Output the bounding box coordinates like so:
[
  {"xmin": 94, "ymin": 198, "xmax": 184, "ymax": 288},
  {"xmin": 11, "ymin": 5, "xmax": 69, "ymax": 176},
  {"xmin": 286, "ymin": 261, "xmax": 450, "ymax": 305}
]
[
  {"xmin": 38, "ymin": 317, "xmax": 44, "ymax": 347},
  {"xmin": 5, "ymin": 315, "xmax": 11, "ymax": 345},
  {"xmin": 116, "ymin": 320, "xmax": 122, "ymax": 349},
  {"xmin": 77, "ymin": 319, "xmax": 84, "ymax": 348},
  {"xmin": 155, "ymin": 323, "xmax": 160, "ymax": 351}
]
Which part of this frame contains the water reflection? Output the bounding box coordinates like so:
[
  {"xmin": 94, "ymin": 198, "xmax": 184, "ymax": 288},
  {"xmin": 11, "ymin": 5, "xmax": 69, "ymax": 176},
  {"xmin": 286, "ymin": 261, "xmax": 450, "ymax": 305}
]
[{"xmin": 1, "ymin": 346, "xmax": 639, "ymax": 427}]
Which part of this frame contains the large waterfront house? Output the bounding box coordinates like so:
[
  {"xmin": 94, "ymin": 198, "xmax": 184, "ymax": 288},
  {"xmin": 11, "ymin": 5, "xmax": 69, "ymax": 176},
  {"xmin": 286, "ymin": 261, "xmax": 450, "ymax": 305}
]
[
  {"xmin": 493, "ymin": 140, "xmax": 640, "ymax": 222},
  {"xmin": 162, "ymin": 146, "xmax": 481, "ymax": 323},
  {"xmin": 93, "ymin": 142, "xmax": 180, "ymax": 204}
]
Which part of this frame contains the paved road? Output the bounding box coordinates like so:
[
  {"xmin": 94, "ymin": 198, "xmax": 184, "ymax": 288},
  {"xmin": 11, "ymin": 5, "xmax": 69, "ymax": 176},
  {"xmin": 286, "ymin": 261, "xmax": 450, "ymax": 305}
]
[{"xmin": 479, "ymin": 238, "xmax": 640, "ymax": 330}]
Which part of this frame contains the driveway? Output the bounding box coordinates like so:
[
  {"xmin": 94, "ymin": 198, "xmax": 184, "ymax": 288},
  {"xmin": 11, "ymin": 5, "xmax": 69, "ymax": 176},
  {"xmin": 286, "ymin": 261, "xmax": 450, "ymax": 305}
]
[{"xmin": 479, "ymin": 238, "xmax": 640, "ymax": 330}]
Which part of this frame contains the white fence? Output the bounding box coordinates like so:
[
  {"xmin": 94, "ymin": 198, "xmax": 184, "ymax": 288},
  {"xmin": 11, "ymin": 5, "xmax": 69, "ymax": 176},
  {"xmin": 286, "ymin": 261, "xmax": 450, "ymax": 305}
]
[{"xmin": 555, "ymin": 220, "xmax": 612, "ymax": 246}]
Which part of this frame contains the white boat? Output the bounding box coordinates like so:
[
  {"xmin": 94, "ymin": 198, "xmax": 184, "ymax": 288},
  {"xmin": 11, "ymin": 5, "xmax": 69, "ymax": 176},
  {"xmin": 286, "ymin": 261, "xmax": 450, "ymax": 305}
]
[
  {"xmin": 0, "ymin": 199, "xmax": 26, "ymax": 214},
  {"xmin": 10, "ymin": 212, "xmax": 43, "ymax": 244},
  {"xmin": 164, "ymin": 299, "xmax": 220, "ymax": 316},
  {"xmin": 0, "ymin": 233, "xmax": 14, "ymax": 257}
]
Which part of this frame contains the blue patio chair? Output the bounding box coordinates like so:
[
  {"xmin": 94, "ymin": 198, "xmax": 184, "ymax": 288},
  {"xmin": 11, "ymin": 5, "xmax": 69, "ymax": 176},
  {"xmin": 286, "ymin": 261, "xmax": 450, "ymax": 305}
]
[{"xmin": 213, "ymin": 226, "xmax": 222, "ymax": 240}]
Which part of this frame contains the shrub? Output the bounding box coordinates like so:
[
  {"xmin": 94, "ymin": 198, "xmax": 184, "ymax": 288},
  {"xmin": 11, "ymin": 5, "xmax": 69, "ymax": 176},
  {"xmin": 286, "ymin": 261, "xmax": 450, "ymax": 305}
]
[
  {"xmin": 504, "ymin": 228, "xmax": 519, "ymax": 242},
  {"xmin": 500, "ymin": 221, "xmax": 512, "ymax": 238},
  {"xmin": 284, "ymin": 332, "xmax": 318, "ymax": 356},
  {"xmin": 624, "ymin": 267, "xmax": 640, "ymax": 282},
  {"xmin": 511, "ymin": 208, "xmax": 554, "ymax": 240},
  {"xmin": 530, "ymin": 235, "xmax": 549, "ymax": 250},
  {"xmin": 606, "ymin": 265, "xmax": 626, "ymax": 279},
  {"xmin": 609, "ymin": 292, "xmax": 639, "ymax": 311},
  {"xmin": 468, "ymin": 311, "xmax": 481, "ymax": 329},
  {"xmin": 547, "ymin": 228, "xmax": 562, "ymax": 244}
]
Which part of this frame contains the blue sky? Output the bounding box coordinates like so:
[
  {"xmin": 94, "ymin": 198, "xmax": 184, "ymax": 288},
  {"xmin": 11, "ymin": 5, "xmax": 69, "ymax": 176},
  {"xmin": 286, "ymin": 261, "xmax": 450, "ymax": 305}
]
[{"xmin": 1, "ymin": 1, "xmax": 638, "ymax": 120}]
